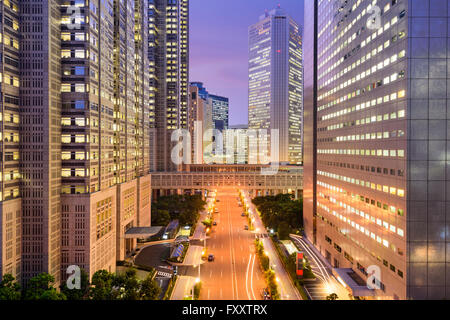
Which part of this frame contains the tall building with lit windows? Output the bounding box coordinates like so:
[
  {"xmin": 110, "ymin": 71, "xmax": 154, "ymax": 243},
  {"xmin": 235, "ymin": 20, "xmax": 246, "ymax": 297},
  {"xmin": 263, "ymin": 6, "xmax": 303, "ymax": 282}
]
[
  {"xmin": 304, "ymin": 0, "xmax": 450, "ymax": 300},
  {"xmin": 148, "ymin": 0, "xmax": 189, "ymax": 172},
  {"xmin": 0, "ymin": 0, "xmax": 156, "ymax": 285},
  {"xmin": 0, "ymin": 0, "xmax": 21, "ymax": 282},
  {"xmin": 57, "ymin": 0, "xmax": 153, "ymax": 281},
  {"xmin": 248, "ymin": 6, "xmax": 303, "ymax": 165}
]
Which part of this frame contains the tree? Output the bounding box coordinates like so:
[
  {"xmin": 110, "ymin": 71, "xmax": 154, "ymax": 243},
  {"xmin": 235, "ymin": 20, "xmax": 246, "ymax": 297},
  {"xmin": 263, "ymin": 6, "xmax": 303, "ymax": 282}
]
[
  {"xmin": 277, "ymin": 221, "xmax": 291, "ymax": 240},
  {"xmin": 90, "ymin": 270, "xmax": 116, "ymax": 300},
  {"xmin": 140, "ymin": 275, "xmax": 161, "ymax": 300},
  {"xmin": 0, "ymin": 274, "xmax": 21, "ymax": 300},
  {"xmin": 113, "ymin": 268, "xmax": 141, "ymax": 300},
  {"xmin": 23, "ymin": 273, "xmax": 66, "ymax": 300},
  {"xmin": 151, "ymin": 209, "xmax": 171, "ymax": 226},
  {"xmin": 326, "ymin": 293, "xmax": 338, "ymax": 300}
]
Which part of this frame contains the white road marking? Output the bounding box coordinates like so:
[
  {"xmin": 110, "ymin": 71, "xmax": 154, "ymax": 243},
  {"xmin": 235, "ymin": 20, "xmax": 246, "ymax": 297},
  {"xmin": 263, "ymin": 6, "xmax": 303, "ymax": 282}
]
[
  {"xmin": 245, "ymin": 253, "xmax": 252, "ymax": 300},
  {"xmin": 250, "ymin": 254, "xmax": 257, "ymax": 300}
]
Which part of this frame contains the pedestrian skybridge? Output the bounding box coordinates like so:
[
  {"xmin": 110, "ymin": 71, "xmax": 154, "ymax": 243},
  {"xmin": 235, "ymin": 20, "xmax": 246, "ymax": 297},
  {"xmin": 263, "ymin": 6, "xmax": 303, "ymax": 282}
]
[{"xmin": 150, "ymin": 164, "xmax": 303, "ymax": 197}]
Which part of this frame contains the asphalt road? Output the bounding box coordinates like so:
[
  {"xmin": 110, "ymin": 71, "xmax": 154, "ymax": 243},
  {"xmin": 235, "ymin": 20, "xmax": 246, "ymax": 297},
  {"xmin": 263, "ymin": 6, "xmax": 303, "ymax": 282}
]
[
  {"xmin": 186, "ymin": 189, "xmax": 266, "ymax": 300},
  {"xmin": 242, "ymin": 191, "xmax": 302, "ymax": 300}
]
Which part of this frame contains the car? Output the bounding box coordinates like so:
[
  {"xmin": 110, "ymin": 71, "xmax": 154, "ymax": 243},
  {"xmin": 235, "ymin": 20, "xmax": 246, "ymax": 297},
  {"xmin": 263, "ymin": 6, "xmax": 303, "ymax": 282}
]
[
  {"xmin": 216, "ymin": 199, "xmax": 220, "ymax": 202},
  {"xmin": 241, "ymin": 213, "xmax": 246, "ymax": 217},
  {"xmin": 213, "ymin": 221, "xmax": 217, "ymax": 226},
  {"xmin": 244, "ymin": 225, "xmax": 249, "ymax": 230},
  {"xmin": 208, "ymin": 254, "xmax": 215, "ymax": 262}
]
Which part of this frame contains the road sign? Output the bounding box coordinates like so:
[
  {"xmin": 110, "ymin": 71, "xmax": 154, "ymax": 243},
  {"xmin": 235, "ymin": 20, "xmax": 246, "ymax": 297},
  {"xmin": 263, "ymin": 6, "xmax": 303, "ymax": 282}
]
[{"xmin": 296, "ymin": 252, "xmax": 304, "ymax": 277}]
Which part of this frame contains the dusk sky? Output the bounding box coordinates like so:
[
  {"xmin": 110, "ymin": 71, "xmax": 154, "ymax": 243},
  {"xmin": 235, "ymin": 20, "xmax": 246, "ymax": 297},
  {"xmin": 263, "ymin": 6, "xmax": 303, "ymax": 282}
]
[{"xmin": 189, "ymin": 0, "xmax": 305, "ymax": 126}]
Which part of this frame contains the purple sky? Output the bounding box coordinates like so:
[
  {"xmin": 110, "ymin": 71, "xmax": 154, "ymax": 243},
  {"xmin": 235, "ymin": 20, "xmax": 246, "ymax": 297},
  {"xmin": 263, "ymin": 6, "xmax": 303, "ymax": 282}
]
[{"xmin": 189, "ymin": 0, "xmax": 305, "ymax": 126}]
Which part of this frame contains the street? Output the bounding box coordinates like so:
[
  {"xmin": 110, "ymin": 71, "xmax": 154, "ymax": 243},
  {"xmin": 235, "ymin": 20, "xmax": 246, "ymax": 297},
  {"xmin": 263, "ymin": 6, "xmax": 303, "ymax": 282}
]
[
  {"xmin": 186, "ymin": 189, "xmax": 267, "ymax": 300},
  {"xmin": 241, "ymin": 191, "xmax": 303, "ymax": 300}
]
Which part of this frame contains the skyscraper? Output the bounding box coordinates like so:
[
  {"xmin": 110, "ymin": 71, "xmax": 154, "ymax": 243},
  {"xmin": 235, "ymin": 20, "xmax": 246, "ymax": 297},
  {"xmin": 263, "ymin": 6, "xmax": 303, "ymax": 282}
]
[
  {"xmin": 0, "ymin": 0, "xmax": 21, "ymax": 281},
  {"xmin": 248, "ymin": 6, "xmax": 303, "ymax": 165},
  {"xmin": 188, "ymin": 84, "xmax": 213, "ymax": 164},
  {"xmin": 20, "ymin": 0, "xmax": 63, "ymax": 285},
  {"xmin": 304, "ymin": 0, "xmax": 450, "ymax": 300},
  {"xmin": 0, "ymin": 0, "xmax": 155, "ymax": 285},
  {"xmin": 148, "ymin": 0, "xmax": 189, "ymax": 172},
  {"xmin": 190, "ymin": 82, "xmax": 229, "ymax": 131}
]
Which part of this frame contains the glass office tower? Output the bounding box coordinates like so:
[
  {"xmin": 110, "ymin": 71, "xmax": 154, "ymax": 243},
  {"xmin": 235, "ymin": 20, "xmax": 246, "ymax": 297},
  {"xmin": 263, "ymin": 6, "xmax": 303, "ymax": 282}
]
[
  {"xmin": 248, "ymin": 6, "xmax": 303, "ymax": 165},
  {"xmin": 304, "ymin": 0, "xmax": 450, "ymax": 299}
]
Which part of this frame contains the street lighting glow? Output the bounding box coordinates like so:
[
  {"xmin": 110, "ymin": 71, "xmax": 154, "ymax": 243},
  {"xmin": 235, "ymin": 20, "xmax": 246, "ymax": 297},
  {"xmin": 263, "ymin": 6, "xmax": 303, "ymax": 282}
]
[
  {"xmin": 195, "ymin": 278, "xmax": 200, "ymax": 283},
  {"xmin": 276, "ymin": 277, "xmax": 280, "ymax": 282}
]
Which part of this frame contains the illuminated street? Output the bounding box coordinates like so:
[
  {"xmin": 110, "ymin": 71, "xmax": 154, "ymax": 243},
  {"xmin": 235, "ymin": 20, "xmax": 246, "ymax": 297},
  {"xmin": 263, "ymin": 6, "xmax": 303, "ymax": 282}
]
[{"xmin": 181, "ymin": 189, "xmax": 268, "ymax": 300}]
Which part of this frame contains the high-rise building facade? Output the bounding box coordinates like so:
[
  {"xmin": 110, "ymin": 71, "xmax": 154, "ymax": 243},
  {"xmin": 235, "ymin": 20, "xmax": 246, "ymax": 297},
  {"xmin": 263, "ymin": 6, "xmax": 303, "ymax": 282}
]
[
  {"xmin": 0, "ymin": 0, "xmax": 21, "ymax": 281},
  {"xmin": 58, "ymin": 0, "xmax": 153, "ymax": 280},
  {"xmin": 20, "ymin": 0, "xmax": 63, "ymax": 285},
  {"xmin": 248, "ymin": 6, "xmax": 303, "ymax": 165},
  {"xmin": 0, "ymin": 0, "xmax": 155, "ymax": 285},
  {"xmin": 190, "ymin": 82, "xmax": 229, "ymax": 131},
  {"xmin": 148, "ymin": 0, "xmax": 189, "ymax": 172},
  {"xmin": 188, "ymin": 84, "xmax": 213, "ymax": 164},
  {"xmin": 304, "ymin": 0, "xmax": 450, "ymax": 300}
]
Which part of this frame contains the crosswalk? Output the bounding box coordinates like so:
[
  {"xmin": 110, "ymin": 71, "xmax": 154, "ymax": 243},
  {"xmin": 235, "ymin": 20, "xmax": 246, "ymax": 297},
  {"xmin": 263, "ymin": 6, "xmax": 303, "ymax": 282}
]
[{"xmin": 156, "ymin": 271, "xmax": 172, "ymax": 278}]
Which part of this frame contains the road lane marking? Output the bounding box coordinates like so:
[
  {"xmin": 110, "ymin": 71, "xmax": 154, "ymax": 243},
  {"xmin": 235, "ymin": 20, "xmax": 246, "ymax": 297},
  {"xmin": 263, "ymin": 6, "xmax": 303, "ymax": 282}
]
[
  {"xmin": 245, "ymin": 253, "xmax": 252, "ymax": 300},
  {"xmin": 250, "ymin": 253, "xmax": 257, "ymax": 300}
]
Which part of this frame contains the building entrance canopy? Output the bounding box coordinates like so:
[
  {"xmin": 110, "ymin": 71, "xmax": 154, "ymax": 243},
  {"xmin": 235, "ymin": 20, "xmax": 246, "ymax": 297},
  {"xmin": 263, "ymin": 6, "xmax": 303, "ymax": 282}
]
[{"xmin": 124, "ymin": 227, "xmax": 163, "ymax": 239}]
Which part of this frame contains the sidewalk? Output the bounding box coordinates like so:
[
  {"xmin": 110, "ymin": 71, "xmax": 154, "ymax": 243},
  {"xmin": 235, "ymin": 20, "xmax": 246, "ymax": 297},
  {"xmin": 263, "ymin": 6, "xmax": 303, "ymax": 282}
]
[
  {"xmin": 241, "ymin": 191, "xmax": 302, "ymax": 300},
  {"xmin": 290, "ymin": 234, "xmax": 351, "ymax": 300},
  {"xmin": 171, "ymin": 275, "xmax": 197, "ymax": 300}
]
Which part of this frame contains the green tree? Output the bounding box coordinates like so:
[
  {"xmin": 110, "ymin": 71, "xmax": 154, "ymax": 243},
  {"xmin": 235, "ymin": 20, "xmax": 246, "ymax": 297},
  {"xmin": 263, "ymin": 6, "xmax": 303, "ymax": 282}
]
[
  {"xmin": 90, "ymin": 270, "xmax": 116, "ymax": 300},
  {"xmin": 0, "ymin": 274, "xmax": 21, "ymax": 300},
  {"xmin": 60, "ymin": 269, "xmax": 90, "ymax": 300},
  {"xmin": 140, "ymin": 275, "xmax": 161, "ymax": 300},
  {"xmin": 23, "ymin": 273, "xmax": 66, "ymax": 300},
  {"xmin": 277, "ymin": 221, "xmax": 291, "ymax": 240},
  {"xmin": 151, "ymin": 209, "xmax": 171, "ymax": 226},
  {"xmin": 113, "ymin": 268, "xmax": 141, "ymax": 300}
]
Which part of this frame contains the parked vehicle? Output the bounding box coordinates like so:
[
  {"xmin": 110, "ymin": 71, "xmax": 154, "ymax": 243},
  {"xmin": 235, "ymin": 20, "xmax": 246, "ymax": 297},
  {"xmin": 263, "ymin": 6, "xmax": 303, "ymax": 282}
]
[
  {"xmin": 208, "ymin": 254, "xmax": 215, "ymax": 262},
  {"xmin": 244, "ymin": 225, "xmax": 249, "ymax": 230},
  {"xmin": 213, "ymin": 221, "xmax": 217, "ymax": 226}
]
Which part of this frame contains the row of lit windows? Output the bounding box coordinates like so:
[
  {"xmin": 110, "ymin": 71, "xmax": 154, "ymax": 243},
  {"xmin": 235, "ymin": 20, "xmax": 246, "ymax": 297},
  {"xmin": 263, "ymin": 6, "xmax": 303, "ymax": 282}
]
[
  {"xmin": 319, "ymin": 72, "xmax": 406, "ymax": 112},
  {"xmin": 318, "ymin": 0, "xmax": 366, "ymax": 55},
  {"xmin": 321, "ymin": 87, "xmax": 405, "ymax": 121},
  {"xmin": 318, "ymin": 170, "xmax": 405, "ymax": 198},
  {"xmin": 320, "ymin": 12, "xmax": 403, "ymax": 84},
  {"xmin": 319, "ymin": 50, "xmax": 405, "ymax": 101},
  {"xmin": 319, "ymin": 1, "xmax": 401, "ymax": 72},
  {"xmin": 322, "ymin": 108, "xmax": 406, "ymax": 132},
  {"xmin": 318, "ymin": 199, "xmax": 404, "ymax": 253},
  {"xmin": 318, "ymin": 148, "xmax": 404, "ymax": 159},
  {"xmin": 324, "ymin": 129, "xmax": 404, "ymax": 143}
]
